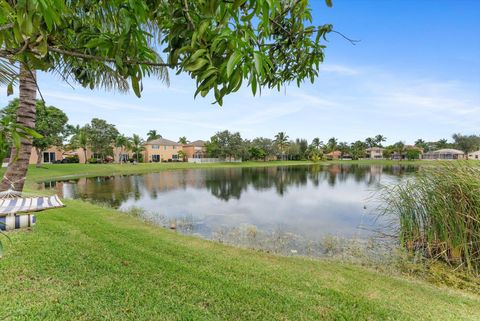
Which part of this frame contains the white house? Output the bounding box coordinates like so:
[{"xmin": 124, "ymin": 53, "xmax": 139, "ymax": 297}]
[{"xmin": 468, "ymin": 150, "xmax": 480, "ymax": 160}]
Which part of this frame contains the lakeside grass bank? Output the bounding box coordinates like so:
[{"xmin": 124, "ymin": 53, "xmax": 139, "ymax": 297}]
[{"xmin": 1, "ymin": 200, "xmax": 479, "ymax": 320}]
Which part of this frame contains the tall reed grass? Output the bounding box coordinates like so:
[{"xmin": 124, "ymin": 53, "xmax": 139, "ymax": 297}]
[{"xmin": 381, "ymin": 162, "xmax": 480, "ymax": 275}]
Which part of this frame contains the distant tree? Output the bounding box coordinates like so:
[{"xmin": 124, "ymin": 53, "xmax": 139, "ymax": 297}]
[
  {"xmin": 414, "ymin": 139, "xmax": 429, "ymax": 152},
  {"xmin": 177, "ymin": 150, "xmax": 187, "ymax": 162},
  {"xmin": 374, "ymin": 134, "xmax": 387, "ymax": 147},
  {"xmin": 350, "ymin": 141, "xmax": 367, "ymax": 160},
  {"xmin": 287, "ymin": 140, "xmax": 301, "ymax": 160},
  {"xmin": 326, "ymin": 137, "xmax": 338, "ymax": 153},
  {"xmin": 130, "ymin": 134, "xmax": 145, "ymax": 163},
  {"xmin": 435, "ymin": 139, "xmax": 449, "ymax": 149},
  {"xmin": 208, "ymin": 130, "xmax": 243, "ymax": 160},
  {"xmin": 337, "ymin": 142, "xmax": 350, "ymax": 158},
  {"xmin": 393, "ymin": 141, "xmax": 405, "ymax": 153},
  {"xmin": 405, "ymin": 148, "xmax": 421, "ymax": 160},
  {"xmin": 147, "ymin": 130, "xmax": 161, "ymax": 141},
  {"xmin": 85, "ymin": 118, "xmax": 119, "ymax": 161},
  {"xmin": 274, "ymin": 132, "xmax": 290, "ymax": 159},
  {"xmin": 3, "ymin": 99, "xmax": 68, "ymax": 167},
  {"xmin": 70, "ymin": 126, "xmax": 89, "ymax": 164},
  {"xmin": 115, "ymin": 134, "xmax": 131, "ymax": 164},
  {"xmin": 311, "ymin": 137, "xmax": 323, "ymax": 150},
  {"xmin": 297, "ymin": 138, "xmax": 309, "ymax": 159},
  {"xmin": 452, "ymin": 133, "xmax": 480, "ymax": 156},
  {"xmin": 178, "ymin": 136, "xmax": 188, "ymax": 144},
  {"xmin": 252, "ymin": 137, "xmax": 275, "ymax": 161},
  {"xmin": 365, "ymin": 137, "xmax": 376, "ymax": 148},
  {"xmin": 248, "ymin": 146, "xmax": 267, "ymax": 161}
]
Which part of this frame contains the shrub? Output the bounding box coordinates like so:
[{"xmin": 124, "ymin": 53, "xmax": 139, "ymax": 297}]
[{"xmin": 380, "ymin": 162, "xmax": 480, "ymax": 275}]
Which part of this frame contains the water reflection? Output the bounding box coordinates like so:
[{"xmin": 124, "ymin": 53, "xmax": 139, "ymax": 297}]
[{"xmin": 40, "ymin": 164, "xmax": 417, "ymax": 241}]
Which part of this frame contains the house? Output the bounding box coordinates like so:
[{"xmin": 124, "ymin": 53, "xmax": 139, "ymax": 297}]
[
  {"xmin": 144, "ymin": 138, "xmax": 183, "ymax": 162},
  {"xmin": 182, "ymin": 140, "xmax": 207, "ymax": 160},
  {"xmin": 326, "ymin": 151, "xmax": 341, "ymax": 160},
  {"xmin": 326, "ymin": 150, "xmax": 351, "ymax": 160},
  {"xmin": 28, "ymin": 146, "xmax": 64, "ymax": 164},
  {"xmin": 468, "ymin": 150, "xmax": 480, "ymax": 160},
  {"xmin": 422, "ymin": 148, "xmax": 465, "ymax": 160},
  {"xmin": 366, "ymin": 147, "xmax": 385, "ymax": 160}
]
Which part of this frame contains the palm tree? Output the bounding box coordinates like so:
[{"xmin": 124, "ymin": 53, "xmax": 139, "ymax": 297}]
[
  {"xmin": 69, "ymin": 127, "xmax": 89, "ymax": 164},
  {"xmin": 326, "ymin": 137, "xmax": 338, "ymax": 153},
  {"xmin": 338, "ymin": 142, "xmax": 350, "ymax": 159},
  {"xmin": 311, "ymin": 137, "xmax": 323, "ymax": 150},
  {"xmin": 130, "ymin": 134, "xmax": 145, "ymax": 163},
  {"xmin": 274, "ymin": 132, "xmax": 289, "ymax": 160},
  {"xmin": 374, "ymin": 134, "xmax": 387, "ymax": 147},
  {"xmin": 115, "ymin": 134, "xmax": 130, "ymax": 164},
  {"xmin": 365, "ymin": 137, "xmax": 376, "ymax": 148},
  {"xmin": 147, "ymin": 130, "xmax": 161, "ymax": 141},
  {"xmin": 178, "ymin": 136, "xmax": 188, "ymax": 144}
]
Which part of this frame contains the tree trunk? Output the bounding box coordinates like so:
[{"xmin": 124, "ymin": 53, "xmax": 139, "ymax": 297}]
[
  {"xmin": 35, "ymin": 147, "xmax": 42, "ymax": 167},
  {"xmin": 0, "ymin": 66, "xmax": 37, "ymax": 192},
  {"xmin": 83, "ymin": 147, "xmax": 87, "ymax": 164}
]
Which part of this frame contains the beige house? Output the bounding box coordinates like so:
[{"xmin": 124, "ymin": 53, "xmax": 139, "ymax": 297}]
[
  {"xmin": 144, "ymin": 138, "xmax": 183, "ymax": 162},
  {"xmin": 467, "ymin": 150, "xmax": 480, "ymax": 160},
  {"xmin": 182, "ymin": 140, "xmax": 206, "ymax": 160},
  {"xmin": 422, "ymin": 148, "xmax": 465, "ymax": 160},
  {"xmin": 366, "ymin": 147, "xmax": 385, "ymax": 159},
  {"xmin": 28, "ymin": 146, "xmax": 64, "ymax": 165}
]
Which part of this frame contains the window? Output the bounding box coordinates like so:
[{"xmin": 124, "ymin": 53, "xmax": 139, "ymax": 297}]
[
  {"xmin": 476, "ymin": 155, "xmax": 479, "ymax": 159},
  {"xmin": 164, "ymin": 146, "xmax": 167, "ymax": 150},
  {"xmin": 43, "ymin": 152, "xmax": 56, "ymax": 163},
  {"xmin": 172, "ymin": 154, "xmax": 178, "ymax": 160},
  {"xmin": 152, "ymin": 155, "xmax": 160, "ymax": 162},
  {"xmin": 173, "ymin": 146, "xmax": 176, "ymax": 150},
  {"xmin": 152, "ymin": 145, "xmax": 160, "ymax": 150}
]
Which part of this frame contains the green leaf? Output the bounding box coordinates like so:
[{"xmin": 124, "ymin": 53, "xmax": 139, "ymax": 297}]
[
  {"xmin": 227, "ymin": 52, "xmax": 242, "ymax": 78},
  {"xmin": 185, "ymin": 58, "xmax": 209, "ymax": 72},
  {"xmin": 253, "ymin": 52, "xmax": 263, "ymax": 75},
  {"xmin": 325, "ymin": 0, "xmax": 333, "ymax": 8},
  {"xmin": 131, "ymin": 76, "xmax": 141, "ymax": 97}
]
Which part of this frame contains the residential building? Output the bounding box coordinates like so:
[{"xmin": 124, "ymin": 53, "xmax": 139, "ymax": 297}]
[
  {"xmin": 182, "ymin": 140, "xmax": 206, "ymax": 160},
  {"xmin": 28, "ymin": 146, "xmax": 64, "ymax": 164},
  {"xmin": 144, "ymin": 138, "xmax": 183, "ymax": 162},
  {"xmin": 422, "ymin": 148, "xmax": 465, "ymax": 160},
  {"xmin": 468, "ymin": 150, "xmax": 480, "ymax": 160},
  {"xmin": 366, "ymin": 147, "xmax": 385, "ymax": 159},
  {"xmin": 326, "ymin": 150, "xmax": 351, "ymax": 160}
]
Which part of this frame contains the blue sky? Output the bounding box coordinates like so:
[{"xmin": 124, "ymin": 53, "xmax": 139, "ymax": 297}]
[{"xmin": 1, "ymin": 0, "xmax": 479, "ymax": 145}]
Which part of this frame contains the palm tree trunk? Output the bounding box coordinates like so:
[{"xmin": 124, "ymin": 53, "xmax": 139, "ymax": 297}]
[
  {"xmin": 0, "ymin": 65, "xmax": 37, "ymax": 192},
  {"xmin": 83, "ymin": 147, "xmax": 87, "ymax": 164},
  {"xmin": 35, "ymin": 147, "xmax": 42, "ymax": 167}
]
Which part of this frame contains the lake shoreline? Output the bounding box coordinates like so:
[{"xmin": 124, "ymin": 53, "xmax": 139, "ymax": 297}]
[{"xmin": 9, "ymin": 159, "xmax": 425, "ymax": 185}]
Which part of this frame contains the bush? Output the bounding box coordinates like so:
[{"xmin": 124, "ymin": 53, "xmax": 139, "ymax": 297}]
[
  {"xmin": 88, "ymin": 157, "xmax": 97, "ymax": 164},
  {"xmin": 380, "ymin": 162, "xmax": 480, "ymax": 275}
]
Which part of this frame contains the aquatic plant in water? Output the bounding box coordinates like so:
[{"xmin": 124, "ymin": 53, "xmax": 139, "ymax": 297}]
[{"xmin": 380, "ymin": 162, "xmax": 480, "ymax": 275}]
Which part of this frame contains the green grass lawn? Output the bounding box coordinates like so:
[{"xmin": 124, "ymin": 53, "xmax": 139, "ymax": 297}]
[{"xmin": 1, "ymin": 200, "xmax": 479, "ymax": 321}]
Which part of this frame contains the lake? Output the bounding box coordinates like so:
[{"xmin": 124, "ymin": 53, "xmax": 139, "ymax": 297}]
[{"xmin": 40, "ymin": 164, "xmax": 417, "ymax": 252}]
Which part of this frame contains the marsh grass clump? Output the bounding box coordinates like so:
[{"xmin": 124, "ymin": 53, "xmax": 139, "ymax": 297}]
[{"xmin": 381, "ymin": 162, "xmax": 480, "ymax": 275}]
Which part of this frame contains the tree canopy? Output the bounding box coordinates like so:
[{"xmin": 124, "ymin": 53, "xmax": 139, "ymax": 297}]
[{"xmin": 0, "ymin": 0, "xmax": 334, "ymax": 104}]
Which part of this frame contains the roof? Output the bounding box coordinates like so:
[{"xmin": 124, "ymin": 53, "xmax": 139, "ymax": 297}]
[
  {"xmin": 184, "ymin": 140, "xmax": 205, "ymax": 147},
  {"xmin": 425, "ymin": 148, "xmax": 464, "ymax": 155},
  {"xmin": 145, "ymin": 138, "xmax": 182, "ymax": 146},
  {"xmin": 326, "ymin": 151, "xmax": 342, "ymax": 157}
]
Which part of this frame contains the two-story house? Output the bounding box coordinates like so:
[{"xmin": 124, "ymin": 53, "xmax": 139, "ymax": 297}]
[{"xmin": 144, "ymin": 138, "xmax": 183, "ymax": 162}]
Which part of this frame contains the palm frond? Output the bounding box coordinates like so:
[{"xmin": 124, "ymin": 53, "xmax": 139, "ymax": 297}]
[{"xmin": 0, "ymin": 58, "xmax": 18, "ymax": 86}]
